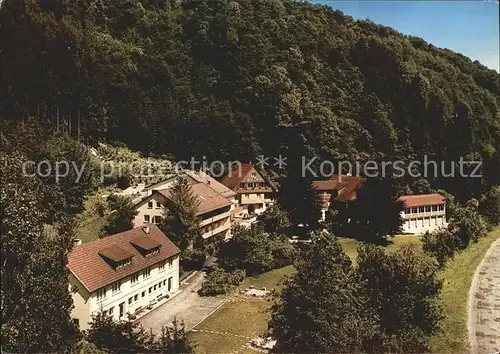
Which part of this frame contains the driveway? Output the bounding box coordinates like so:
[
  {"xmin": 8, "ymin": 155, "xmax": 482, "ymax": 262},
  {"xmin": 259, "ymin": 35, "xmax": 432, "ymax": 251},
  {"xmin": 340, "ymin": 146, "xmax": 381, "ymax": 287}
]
[
  {"xmin": 468, "ymin": 237, "xmax": 500, "ymax": 354},
  {"xmin": 138, "ymin": 272, "xmax": 227, "ymax": 333}
]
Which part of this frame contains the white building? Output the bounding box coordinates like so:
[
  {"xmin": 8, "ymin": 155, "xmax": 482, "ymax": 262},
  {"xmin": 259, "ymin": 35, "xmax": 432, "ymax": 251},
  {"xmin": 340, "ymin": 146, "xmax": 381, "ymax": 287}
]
[
  {"xmin": 67, "ymin": 225, "xmax": 181, "ymax": 331},
  {"xmin": 133, "ymin": 170, "xmax": 236, "ymax": 242},
  {"xmin": 398, "ymin": 194, "xmax": 447, "ymax": 234}
]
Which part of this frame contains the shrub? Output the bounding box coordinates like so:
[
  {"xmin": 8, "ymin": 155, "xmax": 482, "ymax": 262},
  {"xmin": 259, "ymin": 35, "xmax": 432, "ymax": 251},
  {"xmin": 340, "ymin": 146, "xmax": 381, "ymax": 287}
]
[
  {"xmin": 198, "ymin": 267, "xmax": 234, "ymax": 296},
  {"xmin": 93, "ymin": 199, "xmax": 108, "ymax": 217},
  {"xmin": 480, "ymin": 186, "xmax": 500, "ymax": 227},
  {"xmin": 449, "ymin": 204, "xmax": 488, "ymax": 248},
  {"xmin": 230, "ymin": 269, "xmax": 246, "ymax": 285},
  {"xmin": 270, "ymin": 236, "xmax": 297, "ymax": 269},
  {"xmin": 181, "ymin": 249, "xmax": 205, "ymax": 271},
  {"xmin": 219, "ymin": 225, "xmax": 296, "ymax": 276},
  {"xmin": 117, "ymin": 174, "xmax": 131, "ymax": 190},
  {"xmin": 422, "ymin": 228, "xmax": 458, "ymax": 267}
]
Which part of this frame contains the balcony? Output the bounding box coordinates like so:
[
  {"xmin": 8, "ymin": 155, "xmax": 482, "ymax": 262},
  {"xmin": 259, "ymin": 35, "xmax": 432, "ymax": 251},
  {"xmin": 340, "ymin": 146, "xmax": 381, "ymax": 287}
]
[
  {"xmin": 202, "ymin": 223, "xmax": 231, "ymax": 240},
  {"xmin": 199, "ymin": 211, "xmax": 231, "ymax": 227},
  {"xmin": 403, "ymin": 210, "xmax": 445, "ymax": 220}
]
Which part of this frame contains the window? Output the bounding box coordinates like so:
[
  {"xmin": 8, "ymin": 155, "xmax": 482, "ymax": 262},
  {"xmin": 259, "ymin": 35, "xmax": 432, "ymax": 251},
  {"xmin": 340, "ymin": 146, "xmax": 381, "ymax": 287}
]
[
  {"xmin": 108, "ymin": 307, "xmax": 114, "ymax": 315},
  {"xmin": 159, "ymin": 260, "xmax": 166, "ymax": 271},
  {"xmin": 149, "ymin": 287, "xmax": 152, "ymax": 294},
  {"xmin": 131, "ymin": 273, "xmax": 139, "ymax": 285},
  {"xmin": 96, "ymin": 288, "xmax": 106, "ymax": 300},
  {"xmin": 168, "ymin": 277, "xmax": 173, "ymax": 292},
  {"xmin": 168, "ymin": 257, "xmax": 174, "ymax": 267},
  {"xmin": 147, "ymin": 201, "xmax": 153, "ymax": 209},
  {"xmin": 141, "ymin": 291, "xmax": 145, "ymax": 297},
  {"xmin": 248, "ymin": 182, "xmax": 254, "ymax": 188},
  {"xmin": 112, "ymin": 281, "xmax": 121, "ymax": 294},
  {"xmin": 163, "ymin": 280, "xmax": 166, "ymax": 286},
  {"xmin": 115, "ymin": 257, "xmax": 132, "ymax": 269},
  {"xmin": 134, "ymin": 294, "xmax": 138, "ymax": 301},
  {"xmin": 156, "ymin": 201, "xmax": 161, "ymax": 209},
  {"xmin": 128, "ymin": 297, "xmax": 133, "ymax": 305},
  {"xmin": 154, "ymin": 285, "xmax": 157, "ymax": 291},
  {"xmin": 144, "ymin": 214, "xmax": 150, "ymax": 223},
  {"xmin": 143, "ymin": 267, "xmax": 151, "ymax": 279},
  {"xmin": 251, "ymin": 172, "xmax": 256, "ymax": 178},
  {"xmin": 158, "ymin": 282, "xmax": 162, "ymax": 288},
  {"xmin": 152, "ymin": 215, "xmax": 162, "ymax": 224}
]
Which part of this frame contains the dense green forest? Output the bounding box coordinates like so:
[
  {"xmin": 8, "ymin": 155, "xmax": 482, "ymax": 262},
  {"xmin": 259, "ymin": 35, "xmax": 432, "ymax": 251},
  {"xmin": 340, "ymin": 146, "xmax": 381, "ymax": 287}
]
[{"xmin": 2, "ymin": 0, "xmax": 499, "ymax": 201}]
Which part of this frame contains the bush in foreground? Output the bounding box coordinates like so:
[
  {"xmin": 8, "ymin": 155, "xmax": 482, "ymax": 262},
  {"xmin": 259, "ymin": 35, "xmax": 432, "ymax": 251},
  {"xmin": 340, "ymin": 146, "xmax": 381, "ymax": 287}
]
[
  {"xmin": 422, "ymin": 228, "xmax": 458, "ymax": 267},
  {"xmin": 198, "ymin": 267, "xmax": 246, "ymax": 296}
]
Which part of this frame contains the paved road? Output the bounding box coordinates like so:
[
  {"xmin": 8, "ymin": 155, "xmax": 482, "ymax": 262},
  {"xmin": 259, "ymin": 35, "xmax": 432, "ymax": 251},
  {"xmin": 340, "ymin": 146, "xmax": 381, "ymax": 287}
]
[
  {"xmin": 138, "ymin": 272, "xmax": 226, "ymax": 334},
  {"xmin": 469, "ymin": 237, "xmax": 500, "ymax": 354}
]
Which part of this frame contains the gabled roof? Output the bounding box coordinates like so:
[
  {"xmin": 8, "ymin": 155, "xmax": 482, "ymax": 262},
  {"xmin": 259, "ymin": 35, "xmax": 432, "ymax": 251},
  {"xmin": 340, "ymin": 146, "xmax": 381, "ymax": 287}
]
[
  {"xmin": 156, "ymin": 182, "xmax": 233, "ymax": 216},
  {"xmin": 219, "ymin": 163, "xmax": 275, "ymax": 193},
  {"xmin": 336, "ymin": 176, "xmax": 365, "ymax": 202},
  {"xmin": 397, "ymin": 194, "xmax": 446, "ymax": 207},
  {"xmin": 68, "ymin": 225, "xmax": 180, "ymax": 293},
  {"xmin": 185, "ymin": 170, "xmax": 236, "ymax": 198},
  {"xmin": 219, "ymin": 163, "xmax": 256, "ymax": 190}
]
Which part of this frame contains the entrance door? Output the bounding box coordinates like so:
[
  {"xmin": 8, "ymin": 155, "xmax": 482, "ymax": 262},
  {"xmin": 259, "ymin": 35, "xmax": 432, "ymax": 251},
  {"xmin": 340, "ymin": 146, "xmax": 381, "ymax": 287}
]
[{"xmin": 119, "ymin": 302, "xmax": 125, "ymax": 319}]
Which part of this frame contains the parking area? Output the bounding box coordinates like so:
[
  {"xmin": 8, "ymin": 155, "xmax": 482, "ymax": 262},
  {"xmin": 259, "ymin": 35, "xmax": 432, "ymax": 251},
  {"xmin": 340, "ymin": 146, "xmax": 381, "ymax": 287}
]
[{"xmin": 138, "ymin": 272, "xmax": 227, "ymax": 333}]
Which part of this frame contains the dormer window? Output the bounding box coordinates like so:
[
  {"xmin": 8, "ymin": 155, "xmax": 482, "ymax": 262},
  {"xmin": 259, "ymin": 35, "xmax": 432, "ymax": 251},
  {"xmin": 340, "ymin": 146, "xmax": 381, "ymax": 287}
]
[
  {"xmin": 130, "ymin": 237, "xmax": 162, "ymax": 257},
  {"xmin": 98, "ymin": 246, "xmax": 134, "ymax": 270},
  {"xmin": 115, "ymin": 257, "xmax": 132, "ymax": 269},
  {"xmin": 148, "ymin": 201, "xmax": 153, "ymax": 209},
  {"xmin": 145, "ymin": 246, "xmax": 160, "ymax": 257}
]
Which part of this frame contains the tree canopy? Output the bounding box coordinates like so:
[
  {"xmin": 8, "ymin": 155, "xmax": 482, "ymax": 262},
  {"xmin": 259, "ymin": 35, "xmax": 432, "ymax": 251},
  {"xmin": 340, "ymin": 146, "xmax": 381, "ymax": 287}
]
[{"xmin": 2, "ymin": 0, "xmax": 499, "ymax": 203}]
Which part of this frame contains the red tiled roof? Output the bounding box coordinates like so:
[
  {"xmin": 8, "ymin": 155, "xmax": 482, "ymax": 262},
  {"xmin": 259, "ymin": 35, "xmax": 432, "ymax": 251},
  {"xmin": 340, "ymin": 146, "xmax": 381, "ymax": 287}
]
[
  {"xmin": 186, "ymin": 170, "xmax": 236, "ymax": 198},
  {"xmin": 219, "ymin": 163, "xmax": 254, "ymax": 190},
  {"xmin": 336, "ymin": 176, "xmax": 366, "ymax": 202},
  {"xmin": 312, "ymin": 175, "xmax": 365, "ymax": 204},
  {"xmin": 68, "ymin": 225, "xmax": 180, "ymax": 293},
  {"xmin": 397, "ymin": 194, "xmax": 446, "ymax": 207},
  {"xmin": 156, "ymin": 182, "xmax": 233, "ymax": 216}
]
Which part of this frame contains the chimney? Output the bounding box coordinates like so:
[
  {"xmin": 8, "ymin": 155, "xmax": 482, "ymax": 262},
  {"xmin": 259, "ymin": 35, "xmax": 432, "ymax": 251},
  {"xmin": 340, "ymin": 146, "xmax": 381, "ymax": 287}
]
[{"xmin": 143, "ymin": 226, "xmax": 150, "ymax": 234}]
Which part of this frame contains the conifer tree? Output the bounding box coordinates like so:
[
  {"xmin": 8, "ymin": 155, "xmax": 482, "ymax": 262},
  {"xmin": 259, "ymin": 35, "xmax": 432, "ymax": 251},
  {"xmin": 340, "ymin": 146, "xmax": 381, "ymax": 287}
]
[
  {"xmin": 277, "ymin": 126, "xmax": 322, "ymax": 232},
  {"xmin": 160, "ymin": 175, "xmax": 201, "ymax": 251},
  {"xmin": 269, "ymin": 232, "xmax": 379, "ymax": 353}
]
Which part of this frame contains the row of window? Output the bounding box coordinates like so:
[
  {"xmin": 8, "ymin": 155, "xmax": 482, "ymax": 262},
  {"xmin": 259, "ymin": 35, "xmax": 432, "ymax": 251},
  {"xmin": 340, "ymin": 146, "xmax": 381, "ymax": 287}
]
[
  {"xmin": 405, "ymin": 204, "xmax": 444, "ymax": 214},
  {"xmin": 245, "ymin": 182, "xmax": 267, "ymax": 189},
  {"xmin": 147, "ymin": 201, "xmax": 162, "ymax": 209},
  {"xmin": 106, "ymin": 277, "xmax": 174, "ymax": 318},
  {"xmin": 96, "ymin": 258, "xmax": 175, "ymax": 300},
  {"xmin": 406, "ymin": 216, "xmax": 445, "ymax": 228},
  {"xmin": 144, "ymin": 214, "xmax": 162, "ymax": 224}
]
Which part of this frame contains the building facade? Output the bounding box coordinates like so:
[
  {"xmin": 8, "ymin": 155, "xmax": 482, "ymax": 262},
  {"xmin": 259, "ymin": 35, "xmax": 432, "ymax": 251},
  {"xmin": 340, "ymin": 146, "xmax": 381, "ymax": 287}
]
[
  {"xmin": 313, "ymin": 175, "xmax": 366, "ymax": 221},
  {"xmin": 133, "ymin": 170, "xmax": 236, "ymax": 242},
  {"xmin": 68, "ymin": 226, "xmax": 181, "ymax": 330},
  {"xmin": 219, "ymin": 163, "xmax": 275, "ymax": 215},
  {"xmin": 398, "ymin": 194, "xmax": 447, "ymax": 234}
]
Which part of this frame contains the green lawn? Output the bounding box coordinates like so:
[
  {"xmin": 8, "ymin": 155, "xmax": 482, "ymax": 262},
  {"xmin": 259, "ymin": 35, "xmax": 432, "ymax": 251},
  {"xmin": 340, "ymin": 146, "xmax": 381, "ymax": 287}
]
[
  {"xmin": 189, "ymin": 299, "xmax": 271, "ymax": 354},
  {"xmin": 429, "ymin": 227, "xmax": 500, "ymax": 354},
  {"xmin": 238, "ymin": 265, "xmax": 296, "ymax": 292},
  {"xmin": 338, "ymin": 234, "xmax": 421, "ymax": 264}
]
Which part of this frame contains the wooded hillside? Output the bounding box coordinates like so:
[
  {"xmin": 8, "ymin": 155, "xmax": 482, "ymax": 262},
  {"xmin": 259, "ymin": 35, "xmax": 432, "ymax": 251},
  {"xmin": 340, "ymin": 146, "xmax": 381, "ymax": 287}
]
[{"xmin": 2, "ymin": 0, "xmax": 499, "ymax": 201}]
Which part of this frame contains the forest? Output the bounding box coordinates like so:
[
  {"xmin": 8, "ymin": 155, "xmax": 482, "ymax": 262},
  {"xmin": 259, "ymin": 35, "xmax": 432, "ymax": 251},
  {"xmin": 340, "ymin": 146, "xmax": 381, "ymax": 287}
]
[{"xmin": 2, "ymin": 0, "xmax": 500, "ymax": 202}]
